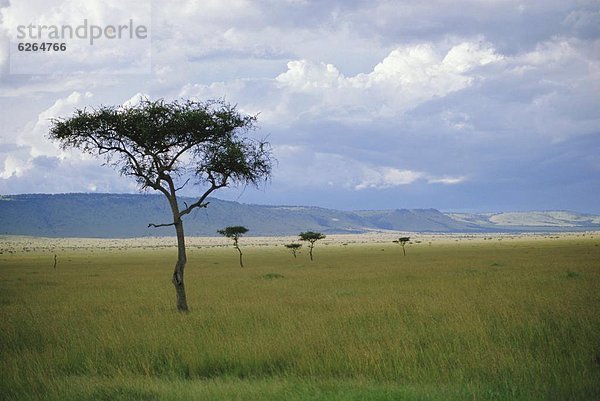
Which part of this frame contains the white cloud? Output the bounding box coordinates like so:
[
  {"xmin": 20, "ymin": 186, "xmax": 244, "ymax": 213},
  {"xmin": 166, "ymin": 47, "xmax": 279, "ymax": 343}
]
[
  {"xmin": 0, "ymin": 153, "xmax": 28, "ymax": 179},
  {"xmin": 18, "ymin": 91, "xmax": 93, "ymax": 157},
  {"xmin": 122, "ymin": 92, "xmax": 148, "ymax": 108},
  {"xmin": 563, "ymin": 9, "xmax": 600, "ymax": 34},
  {"xmin": 427, "ymin": 176, "xmax": 466, "ymax": 185},
  {"xmin": 180, "ymin": 39, "xmax": 506, "ymax": 127},
  {"xmin": 0, "ymin": 154, "xmax": 139, "ymax": 194},
  {"xmin": 0, "ymin": 90, "xmax": 145, "ymax": 194},
  {"xmin": 276, "ymin": 60, "xmax": 343, "ymax": 90},
  {"xmin": 178, "ymin": 81, "xmax": 248, "ymax": 100},
  {"xmin": 0, "ymin": 1, "xmax": 597, "ymax": 211},
  {"xmin": 1, "ymin": 0, "xmax": 151, "ymax": 74},
  {"xmin": 441, "ymin": 41, "xmax": 503, "ymax": 73},
  {"xmin": 161, "ymin": 0, "xmax": 259, "ymax": 26},
  {"xmin": 1, "ymin": 91, "xmax": 94, "ymax": 181},
  {"xmin": 515, "ymin": 38, "xmax": 580, "ymax": 67},
  {"xmin": 273, "ymin": 144, "xmax": 465, "ymax": 191},
  {"xmin": 354, "ymin": 167, "xmax": 424, "ymax": 190},
  {"xmin": 487, "ymin": 37, "xmax": 600, "ymax": 142},
  {"xmin": 271, "ymin": 41, "xmax": 503, "ymax": 122}
]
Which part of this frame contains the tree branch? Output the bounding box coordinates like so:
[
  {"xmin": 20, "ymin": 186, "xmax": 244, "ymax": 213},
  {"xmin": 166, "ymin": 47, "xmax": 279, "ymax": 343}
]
[
  {"xmin": 168, "ymin": 143, "xmax": 195, "ymax": 170},
  {"xmin": 179, "ymin": 199, "xmax": 211, "ymax": 217},
  {"xmin": 177, "ymin": 169, "xmax": 230, "ymax": 217},
  {"xmin": 148, "ymin": 222, "xmax": 176, "ymax": 228},
  {"xmin": 175, "ymin": 178, "xmax": 191, "ymax": 192},
  {"xmin": 87, "ymin": 136, "xmax": 173, "ymax": 198},
  {"xmin": 149, "ymin": 181, "xmax": 171, "ymax": 198},
  {"xmin": 178, "ymin": 185, "xmax": 222, "ymax": 217}
]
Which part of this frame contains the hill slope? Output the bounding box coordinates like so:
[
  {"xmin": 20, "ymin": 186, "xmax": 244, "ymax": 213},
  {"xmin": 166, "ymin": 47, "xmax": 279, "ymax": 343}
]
[{"xmin": 1, "ymin": 193, "xmax": 598, "ymax": 238}]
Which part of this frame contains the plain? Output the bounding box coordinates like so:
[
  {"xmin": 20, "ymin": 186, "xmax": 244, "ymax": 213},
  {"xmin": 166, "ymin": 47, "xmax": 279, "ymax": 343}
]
[{"xmin": 1, "ymin": 235, "xmax": 599, "ymax": 400}]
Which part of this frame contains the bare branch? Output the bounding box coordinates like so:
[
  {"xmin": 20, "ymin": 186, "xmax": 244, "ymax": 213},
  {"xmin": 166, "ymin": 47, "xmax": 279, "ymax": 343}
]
[
  {"xmin": 175, "ymin": 178, "xmax": 191, "ymax": 192},
  {"xmin": 148, "ymin": 222, "xmax": 176, "ymax": 228},
  {"xmin": 179, "ymin": 198, "xmax": 211, "ymax": 217},
  {"xmin": 85, "ymin": 136, "xmax": 174, "ymax": 197},
  {"xmin": 178, "ymin": 169, "xmax": 230, "ymax": 217},
  {"xmin": 168, "ymin": 143, "xmax": 195, "ymax": 170},
  {"xmin": 179, "ymin": 183, "xmax": 224, "ymax": 217}
]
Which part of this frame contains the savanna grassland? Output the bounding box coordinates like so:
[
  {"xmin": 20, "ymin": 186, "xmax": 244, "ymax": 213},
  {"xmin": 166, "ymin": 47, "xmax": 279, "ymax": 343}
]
[{"xmin": 1, "ymin": 234, "xmax": 599, "ymax": 400}]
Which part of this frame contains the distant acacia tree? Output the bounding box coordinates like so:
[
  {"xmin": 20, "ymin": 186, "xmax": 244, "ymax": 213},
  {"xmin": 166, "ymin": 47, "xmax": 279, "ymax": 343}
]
[
  {"xmin": 299, "ymin": 231, "xmax": 326, "ymax": 261},
  {"xmin": 218, "ymin": 226, "xmax": 249, "ymax": 267},
  {"xmin": 393, "ymin": 237, "xmax": 410, "ymax": 256},
  {"xmin": 284, "ymin": 243, "xmax": 302, "ymax": 258},
  {"xmin": 49, "ymin": 98, "xmax": 273, "ymax": 312}
]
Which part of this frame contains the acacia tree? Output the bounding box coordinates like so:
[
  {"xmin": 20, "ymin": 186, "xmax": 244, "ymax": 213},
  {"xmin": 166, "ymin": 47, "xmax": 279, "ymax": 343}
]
[
  {"xmin": 218, "ymin": 226, "xmax": 248, "ymax": 267},
  {"xmin": 393, "ymin": 236, "xmax": 410, "ymax": 256},
  {"xmin": 284, "ymin": 243, "xmax": 302, "ymax": 258},
  {"xmin": 49, "ymin": 98, "xmax": 272, "ymax": 312},
  {"xmin": 299, "ymin": 231, "xmax": 326, "ymax": 261}
]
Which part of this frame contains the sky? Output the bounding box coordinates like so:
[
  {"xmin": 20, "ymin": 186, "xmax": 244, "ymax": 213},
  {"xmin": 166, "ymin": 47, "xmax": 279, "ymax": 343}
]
[{"xmin": 0, "ymin": 0, "xmax": 599, "ymax": 213}]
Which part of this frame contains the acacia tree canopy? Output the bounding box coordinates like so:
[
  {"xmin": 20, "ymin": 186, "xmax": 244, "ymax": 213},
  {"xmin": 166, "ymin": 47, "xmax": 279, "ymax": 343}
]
[
  {"xmin": 217, "ymin": 226, "xmax": 249, "ymax": 239},
  {"xmin": 218, "ymin": 226, "xmax": 249, "ymax": 267},
  {"xmin": 49, "ymin": 99, "xmax": 271, "ymax": 200},
  {"xmin": 393, "ymin": 237, "xmax": 410, "ymax": 256},
  {"xmin": 284, "ymin": 243, "xmax": 302, "ymax": 258},
  {"xmin": 299, "ymin": 231, "xmax": 326, "ymax": 243},
  {"xmin": 299, "ymin": 231, "xmax": 326, "ymax": 261},
  {"xmin": 49, "ymin": 98, "xmax": 273, "ymax": 311}
]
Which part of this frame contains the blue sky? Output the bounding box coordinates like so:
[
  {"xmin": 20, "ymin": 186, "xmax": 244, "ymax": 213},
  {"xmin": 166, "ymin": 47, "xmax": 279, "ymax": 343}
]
[{"xmin": 0, "ymin": 0, "xmax": 599, "ymax": 212}]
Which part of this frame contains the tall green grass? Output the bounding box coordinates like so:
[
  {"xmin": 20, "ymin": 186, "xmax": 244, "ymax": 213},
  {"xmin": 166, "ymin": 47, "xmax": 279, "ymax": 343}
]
[{"xmin": 1, "ymin": 237, "xmax": 599, "ymax": 400}]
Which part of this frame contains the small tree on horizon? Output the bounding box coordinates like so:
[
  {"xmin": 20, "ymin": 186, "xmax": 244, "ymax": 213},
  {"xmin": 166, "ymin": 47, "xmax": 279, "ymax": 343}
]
[
  {"xmin": 218, "ymin": 226, "xmax": 249, "ymax": 267},
  {"xmin": 284, "ymin": 243, "xmax": 302, "ymax": 258},
  {"xmin": 299, "ymin": 231, "xmax": 326, "ymax": 261},
  {"xmin": 49, "ymin": 98, "xmax": 273, "ymax": 312},
  {"xmin": 393, "ymin": 236, "xmax": 410, "ymax": 256}
]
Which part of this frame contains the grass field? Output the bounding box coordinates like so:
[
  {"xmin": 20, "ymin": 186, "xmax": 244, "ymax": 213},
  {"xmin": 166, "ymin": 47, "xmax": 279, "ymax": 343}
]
[{"xmin": 1, "ymin": 234, "xmax": 599, "ymax": 400}]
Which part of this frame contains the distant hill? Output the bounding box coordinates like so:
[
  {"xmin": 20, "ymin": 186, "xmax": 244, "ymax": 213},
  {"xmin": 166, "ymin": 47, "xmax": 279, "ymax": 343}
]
[
  {"xmin": 447, "ymin": 211, "xmax": 600, "ymax": 231},
  {"xmin": 1, "ymin": 193, "xmax": 599, "ymax": 238}
]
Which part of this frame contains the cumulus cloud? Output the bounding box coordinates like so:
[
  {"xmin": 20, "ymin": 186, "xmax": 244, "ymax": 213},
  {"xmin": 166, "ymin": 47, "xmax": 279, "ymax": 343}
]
[
  {"xmin": 0, "ymin": 154, "xmax": 138, "ymax": 194},
  {"xmin": 0, "ymin": 147, "xmax": 29, "ymax": 179},
  {"xmin": 18, "ymin": 91, "xmax": 93, "ymax": 157},
  {"xmin": 270, "ymin": 41, "xmax": 504, "ymax": 122},
  {"xmin": 122, "ymin": 92, "xmax": 149, "ymax": 108},
  {"xmin": 179, "ymin": 40, "xmax": 504, "ymax": 125},
  {"xmin": 0, "ymin": 91, "xmax": 97, "ymax": 185}
]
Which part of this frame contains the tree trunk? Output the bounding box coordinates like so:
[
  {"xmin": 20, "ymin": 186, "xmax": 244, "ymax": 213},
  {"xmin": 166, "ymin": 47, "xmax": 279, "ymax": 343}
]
[
  {"xmin": 309, "ymin": 243, "xmax": 314, "ymax": 261},
  {"xmin": 166, "ymin": 193, "xmax": 189, "ymax": 313},
  {"xmin": 172, "ymin": 220, "xmax": 189, "ymax": 312},
  {"xmin": 236, "ymin": 246, "xmax": 244, "ymax": 267}
]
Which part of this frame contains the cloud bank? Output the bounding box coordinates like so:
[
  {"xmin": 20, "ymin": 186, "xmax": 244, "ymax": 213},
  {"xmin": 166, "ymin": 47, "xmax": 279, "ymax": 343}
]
[{"xmin": 0, "ymin": 0, "xmax": 598, "ymax": 212}]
